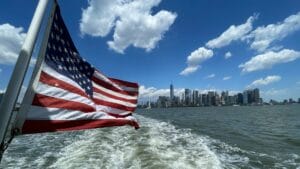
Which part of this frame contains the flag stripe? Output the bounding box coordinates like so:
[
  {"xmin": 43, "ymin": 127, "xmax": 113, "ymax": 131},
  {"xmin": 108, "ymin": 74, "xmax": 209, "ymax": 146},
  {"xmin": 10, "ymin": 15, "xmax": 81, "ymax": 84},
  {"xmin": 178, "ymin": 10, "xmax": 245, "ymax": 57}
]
[
  {"xmin": 92, "ymin": 82, "xmax": 137, "ymax": 100},
  {"xmin": 36, "ymin": 82, "xmax": 95, "ymax": 107},
  {"xmin": 109, "ymin": 77, "xmax": 139, "ymax": 88},
  {"xmin": 22, "ymin": 119, "xmax": 139, "ymax": 134},
  {"xmin": 93, "ymin": 98, "xmax": 136, "ymax": 112},
  {"xmin": 93, "ymin": 87, "xmax": 137, "ymax": 104},
  {"xmin": 93, "ymin": 92, "xmax": 137, "ymax": 108},
  {"xmin": 94, "ymin": 71, "xmax": 138, "ymax": 92},
  {"xmin": 42, "ymin": 63, "xmax": 83, "ymax": 90},
  {"xmin": 33, "ymin": 94, "xmax": 96, "ymax": 112},
  {"xmin": 95, "ymin": 105, "xmax": 132, "ymax": 115},
  {"xmin": 106, "ymin": 112, "xmax": 132, "ymax": 118},
  {"xmin": 40, "ymin": 71, "xmax": 89, "ymax": 98},
  {"xmin": 92, "ymin": 76, "xmax": 138, "ymax": 96},
  {"xmin": 26, "ymin": 106, "xmax": 111, "ymax": 120}
]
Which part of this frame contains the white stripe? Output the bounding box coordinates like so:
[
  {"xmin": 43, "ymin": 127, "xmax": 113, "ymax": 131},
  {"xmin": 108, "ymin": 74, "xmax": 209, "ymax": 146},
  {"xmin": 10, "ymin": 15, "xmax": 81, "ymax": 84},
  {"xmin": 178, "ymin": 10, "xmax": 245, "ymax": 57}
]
[
  {"xmin": 27, "ymin": 106, "xmax": 116, "ymax": 120},
  {"xmin": 36, "ymin": 82, "xmax": 95, "ymax": 107},
  {"xmin": 93, "ymin": 92, "xmax": 136, "ymax": 108},
  {"xmin": 42, "ymin": 62, "xmax": 85, "ymax": 92},
  {"xmin": 96, "ymin": 105, "xmax": 133, "ymax": 114},
  {"xmin": 92, "ymin": 81, "xmax": 138, "ymax": 100},
  {"xmin": 93, "ymin": 82, "xmax": 137, "ymax": 100},
  {"xmin": 93, "ymin": 71, "xmax": 138, "ymax": 92}
]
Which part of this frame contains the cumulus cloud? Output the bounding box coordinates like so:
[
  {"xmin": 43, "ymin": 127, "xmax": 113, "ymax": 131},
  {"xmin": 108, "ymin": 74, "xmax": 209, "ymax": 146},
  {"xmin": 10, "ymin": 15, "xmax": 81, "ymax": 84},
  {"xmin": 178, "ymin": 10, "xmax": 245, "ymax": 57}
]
[
  {"xmin": 239, "ymin": 49, "xmax": 300, "ymax": 73},
  {"xmin": 246, "ymin": 12, "xmax": 300, "ymax": 52},
  {"xmin": 247, "ymin": 75, "xmax": 281, "ymax": 88},
  {"xmin": 224, "ymin": 51, "xmax": 232, "ymax": 59},
  {"xmin": 180, "ymin": 47, "xmax": 213, "ymax": 76},
  {"xmin": 205, "ymin": 73, "xmax": 215, "ymax": 79},
  {"xmin": 223, "ymin": 76, "xmax": 231, "ymax": 80},
  {"xmin": 80, "ymin": 0, "xmax": 177, "ymax": 53},
  {"xmin": 0, "ymin": 23, "xmax": 26, "ymax": 65},
  {"xmin": 206, "ymin": 15, "xmax": 256, "ymax": 49},
  {"xmin": 179, "ymin": 65, "xmax": 200, "ymax": 76}
]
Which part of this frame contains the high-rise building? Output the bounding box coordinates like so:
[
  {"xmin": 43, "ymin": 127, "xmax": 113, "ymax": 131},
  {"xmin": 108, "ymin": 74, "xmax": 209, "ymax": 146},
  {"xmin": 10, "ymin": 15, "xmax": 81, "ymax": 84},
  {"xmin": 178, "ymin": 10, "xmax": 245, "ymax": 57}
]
[
  {"xmin": 170, "ymin": 84, "xmax": 174, "ymax": 106},
  {"xmin": 207, "ymin": 91, "xmax": 215, "ymax": 106},
  {"xmin": 170, "ymin": 84, "xmax": 174, "ymax": 101},
  {"xmin": 237, "ymin": 93, "xmax": 243, "ymax": 104},
  {"xmin": 184, "ymin": 89, "xmax": 191, "ymax": 106},
  {"xmin": 0, "ymin": 92, "xmax": 4, "ymax": 103},
  {"xmin": 243, "ymin": 91, "xmax": 248, "ymax": 104},
  {"xmin": 253, "ymin": 88, "xmax": 260, "ymax": 103},
  {"xmin": 192, "ymin": 90, "xmax": 199, "ymax": 106}
]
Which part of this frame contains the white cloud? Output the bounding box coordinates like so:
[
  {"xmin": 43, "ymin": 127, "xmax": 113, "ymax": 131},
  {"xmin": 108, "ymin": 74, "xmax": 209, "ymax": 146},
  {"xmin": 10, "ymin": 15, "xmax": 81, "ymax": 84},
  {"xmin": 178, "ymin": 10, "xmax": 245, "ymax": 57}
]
[
  {"xmin": 239, "ymin": 49, "xmax": 300, "ymax": 73},
  {"xmin": 179, "ymin": 65, "xmax": 199, "ymax": 76},
  {"xmin": 0, "ymin": 23, "xmax": 26, "ymax": 65},
  {"xmin": 138, "ymin": 85, "xmax": 184, "ymax": 101},
  {"xmin": 246, "ymin": 12, "xmax": 300, "ymax": 52},
  {"xmin": 206, "ymin": 15, "xmax": 256, "ymax": 49},
  {"xmin": 247, "ymin": 75, "xmax": 281, "ymax": 88},
  {"xmin": 80, "ymin": 0, "xmax": 177, "ymax": 53},
  {"xmin": 205, "ymin": 73, "xmax": 215, "ymax": 79},
  {"xmin": 223, "ymin": 76, "xmax": 231, "ymax": 80},
  {"xmin": 180, "ymin": 47, "xmax": 213, "ymax": 76},
  {"xmin": 224, "ymin": 52, "xmax": 232, "ymax": 59}
]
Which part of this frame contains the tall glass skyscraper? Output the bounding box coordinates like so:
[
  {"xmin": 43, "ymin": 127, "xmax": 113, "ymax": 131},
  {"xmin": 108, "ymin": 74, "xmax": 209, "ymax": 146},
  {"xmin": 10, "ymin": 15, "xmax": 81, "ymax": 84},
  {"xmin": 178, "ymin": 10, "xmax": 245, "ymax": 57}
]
[{"xmin": 170, "ymin": 84, "xmax": 174, "ymax": 101}]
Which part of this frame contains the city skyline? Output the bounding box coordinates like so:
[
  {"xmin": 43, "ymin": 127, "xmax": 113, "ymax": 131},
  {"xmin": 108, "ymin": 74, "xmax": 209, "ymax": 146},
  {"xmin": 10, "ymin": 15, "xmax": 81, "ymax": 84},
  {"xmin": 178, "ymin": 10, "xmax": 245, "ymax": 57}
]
[
  {"xmin": 139, "ymin": 83, "xmax": 300, "ymax": 108},
  {"xmin": 0, "ymin": 1, "xmax": 300, "ymax": 102}
]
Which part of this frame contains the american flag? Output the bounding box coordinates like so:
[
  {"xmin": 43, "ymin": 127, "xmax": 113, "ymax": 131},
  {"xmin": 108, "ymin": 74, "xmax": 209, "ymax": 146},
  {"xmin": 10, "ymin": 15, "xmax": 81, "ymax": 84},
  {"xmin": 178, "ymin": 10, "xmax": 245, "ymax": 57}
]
[{"xmin": 20, "ymin": 5, "xmax": 139, "ymax": 134}]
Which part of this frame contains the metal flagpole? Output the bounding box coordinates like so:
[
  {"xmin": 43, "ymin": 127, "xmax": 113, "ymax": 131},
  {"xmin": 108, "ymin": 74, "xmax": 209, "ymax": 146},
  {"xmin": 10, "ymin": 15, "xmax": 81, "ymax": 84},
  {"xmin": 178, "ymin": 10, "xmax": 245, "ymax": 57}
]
[
  {"xmin": 0, "ymin": 0, "xmax": 51, "ymax": 160},
  {"xmin": 15, "ymin": 0, "xmax": 57, "ymax": 134}
]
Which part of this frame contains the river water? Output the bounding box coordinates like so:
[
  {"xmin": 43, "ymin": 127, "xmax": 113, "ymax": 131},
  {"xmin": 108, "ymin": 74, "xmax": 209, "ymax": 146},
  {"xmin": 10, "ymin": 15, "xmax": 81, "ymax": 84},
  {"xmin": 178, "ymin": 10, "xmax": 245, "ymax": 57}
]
[{"xmin": 1, "ymin": 105, "xmax": 300, "ymax": 168}]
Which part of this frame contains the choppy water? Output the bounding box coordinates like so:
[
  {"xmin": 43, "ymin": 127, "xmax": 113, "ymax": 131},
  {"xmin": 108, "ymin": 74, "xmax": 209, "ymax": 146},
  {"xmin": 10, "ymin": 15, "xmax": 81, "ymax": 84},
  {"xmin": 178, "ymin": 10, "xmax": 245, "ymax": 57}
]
[{"xmin": 1, "ymin": 105, "xmax": 300, "ymax": 168}]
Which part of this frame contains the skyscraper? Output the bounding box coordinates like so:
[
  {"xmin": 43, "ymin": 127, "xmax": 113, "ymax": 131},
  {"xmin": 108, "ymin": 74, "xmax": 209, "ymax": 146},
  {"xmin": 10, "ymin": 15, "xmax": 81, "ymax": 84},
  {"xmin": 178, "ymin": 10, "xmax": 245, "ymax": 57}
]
[
  {"xmin": 253, "ymin": 88, "xmax": 260, "ymax": 103},
  {"xmin": 170, "ymin": 84, "xmax": 174, "ymax": 101},
  {"xmin": 184, "ymin": 88, "xmax": 191, "ymax": 106}
]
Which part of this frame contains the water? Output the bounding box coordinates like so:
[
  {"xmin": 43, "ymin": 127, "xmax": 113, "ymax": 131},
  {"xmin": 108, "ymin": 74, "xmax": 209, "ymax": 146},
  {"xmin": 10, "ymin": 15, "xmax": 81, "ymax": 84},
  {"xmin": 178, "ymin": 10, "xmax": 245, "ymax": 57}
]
[{"xmin": 1, "ymin": 105, "xmax": 300, "ymax": 168}]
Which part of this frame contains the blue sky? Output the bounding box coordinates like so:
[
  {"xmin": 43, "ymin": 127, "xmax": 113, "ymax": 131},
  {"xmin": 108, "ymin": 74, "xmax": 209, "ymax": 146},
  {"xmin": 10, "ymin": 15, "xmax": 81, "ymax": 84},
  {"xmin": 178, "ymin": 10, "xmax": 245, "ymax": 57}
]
[{"xmin": 0, "ymin": 0, "xmax": 300, "ymax": 102}]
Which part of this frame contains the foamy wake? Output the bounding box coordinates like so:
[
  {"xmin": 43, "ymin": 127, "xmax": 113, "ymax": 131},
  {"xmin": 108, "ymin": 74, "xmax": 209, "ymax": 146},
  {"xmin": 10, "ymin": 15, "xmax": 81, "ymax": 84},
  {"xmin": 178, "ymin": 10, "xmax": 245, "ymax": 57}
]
[{"xmin": 1, "ymin": 115, "xmax": 299, "ymax": 169}]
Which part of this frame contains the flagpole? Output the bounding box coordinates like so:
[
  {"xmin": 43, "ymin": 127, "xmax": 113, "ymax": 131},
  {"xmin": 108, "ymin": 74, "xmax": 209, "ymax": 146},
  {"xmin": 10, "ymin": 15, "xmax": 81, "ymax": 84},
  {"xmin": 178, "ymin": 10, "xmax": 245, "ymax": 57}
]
[
  {"xmin": 15, "ymin": 0, "xmax": 57, "ymax": 133},
  {"xmin": 0, "ymin": 0, "xmax": 51, "ymax": 157}
]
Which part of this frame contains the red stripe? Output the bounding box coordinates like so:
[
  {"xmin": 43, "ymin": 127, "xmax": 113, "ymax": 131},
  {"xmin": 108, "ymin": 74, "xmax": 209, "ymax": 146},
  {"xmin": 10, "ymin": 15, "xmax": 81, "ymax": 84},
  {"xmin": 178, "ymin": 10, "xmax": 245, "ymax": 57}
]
[
  {"xmin": 32, "ymin": 94, "xmax": 96, "ymax": 112},
  {"xmin": 93, "ymin": 87, "xmax": 137, "ymax": 104},
  {"xmin": 109, "ymin": 77, "xmax": 139, "ymax": 88},
  {"xmin": 22, "ymin": 119, "xmax": 139, "ymax": 134},
  {"xmin": 106, "ymin": 112, "xmax": 132, "ymax": 118},
  {"xmin": 40, "ymin": 71, "xmax": 89, "ymax": 98},
  {"xmin": 93, "ymin": 98, "xmax": 136, "ymax": 112},
  {"xmin": 92, "ymin": 76, "xmax": 138, "ymax": 96}
]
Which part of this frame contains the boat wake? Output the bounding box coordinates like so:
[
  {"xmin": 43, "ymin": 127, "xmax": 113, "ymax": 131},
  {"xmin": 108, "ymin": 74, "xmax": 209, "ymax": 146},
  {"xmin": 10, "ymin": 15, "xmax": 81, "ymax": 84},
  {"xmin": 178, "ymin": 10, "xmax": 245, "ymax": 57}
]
[{"xmin": 1, "ymin": 115, "xmax": 299, "ymax": 169}]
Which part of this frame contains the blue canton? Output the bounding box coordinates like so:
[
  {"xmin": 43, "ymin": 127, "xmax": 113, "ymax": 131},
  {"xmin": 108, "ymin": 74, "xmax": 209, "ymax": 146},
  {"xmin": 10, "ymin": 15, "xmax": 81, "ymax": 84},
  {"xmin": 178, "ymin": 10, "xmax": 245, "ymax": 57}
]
[{"xmin": 44, "ymin": 7, "xmax": 94, "ymax": 97}]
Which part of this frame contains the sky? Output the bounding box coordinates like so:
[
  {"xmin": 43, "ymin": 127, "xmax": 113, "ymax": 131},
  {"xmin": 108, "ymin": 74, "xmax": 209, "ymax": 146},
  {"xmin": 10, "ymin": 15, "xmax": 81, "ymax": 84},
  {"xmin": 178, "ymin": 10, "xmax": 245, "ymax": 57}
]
[{"xmin": 0, "ymin": 0, "xmax": 300, "ymax": 102}]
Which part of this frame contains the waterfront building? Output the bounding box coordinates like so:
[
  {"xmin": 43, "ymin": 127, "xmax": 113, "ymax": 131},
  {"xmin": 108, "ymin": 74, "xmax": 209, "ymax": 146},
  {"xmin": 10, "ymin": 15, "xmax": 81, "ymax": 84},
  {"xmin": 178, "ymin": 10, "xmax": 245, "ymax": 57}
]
[
  {"xmin": 202, "ymin": 94, "xmax": 208, "ymax": 106},
  {"xmin": 237, "ymin": 93, "xmax": 243, "ymax": 105},
  {"xmin": 243, "ymin": 91, "xmax": 248, "ymax": 104},
  {"xmin": 184, "ymin": 88, "xmax": 191, "ymax": 106},
  {"xmin": 254, "ymin": 88, "xmax": 260, "ymax": 103},
  {"xmin": 0, "ymin": 92, "xmax": 3, "ymax": 103},
  {"xmin": 170, "ymin": 84, "xmax": 174, "ymax": 102},
  {"xmin": 192, "ymin": 90, "xmax": 199, "ymax": 106},
  {"xmin": 157, "ymin": 96, "xmax": 170, "ymax": 108},
  {"xmin": 207, "ymin": 91, "xmax": 215, "ymax": 106}
]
